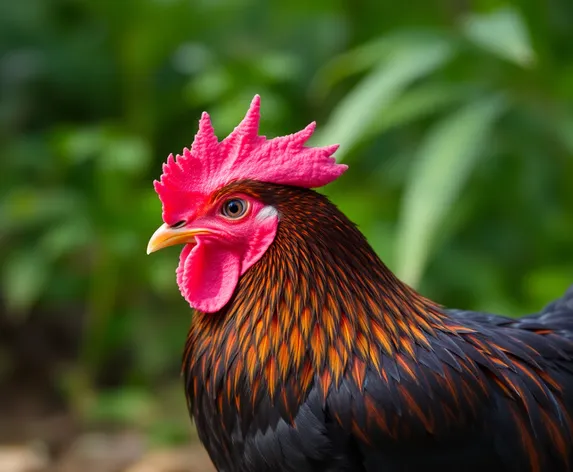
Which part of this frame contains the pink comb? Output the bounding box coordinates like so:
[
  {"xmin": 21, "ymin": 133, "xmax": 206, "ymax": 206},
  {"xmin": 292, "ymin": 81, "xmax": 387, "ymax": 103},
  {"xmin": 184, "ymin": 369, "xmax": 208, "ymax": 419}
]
[{"xmin": 154, "ymin": 95, "xmax": 346, "ymax": 222}]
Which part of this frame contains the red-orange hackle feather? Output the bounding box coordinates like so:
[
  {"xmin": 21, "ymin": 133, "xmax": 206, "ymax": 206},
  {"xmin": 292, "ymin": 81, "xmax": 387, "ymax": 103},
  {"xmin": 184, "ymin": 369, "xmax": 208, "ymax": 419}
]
[{"xmin": 180, "ymin": 181, "xmax": 573, "ymax": 472}]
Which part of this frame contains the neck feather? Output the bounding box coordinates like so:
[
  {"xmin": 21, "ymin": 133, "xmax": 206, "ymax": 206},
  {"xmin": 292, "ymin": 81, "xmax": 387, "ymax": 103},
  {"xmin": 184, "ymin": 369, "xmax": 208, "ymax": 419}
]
[
  {"xmin": 186, "ymin": 183, "xmax": 449, "ymax": 406},
  {"xmin": 235, "ymin": 183, "xmax": 445, "ymax": 336}
]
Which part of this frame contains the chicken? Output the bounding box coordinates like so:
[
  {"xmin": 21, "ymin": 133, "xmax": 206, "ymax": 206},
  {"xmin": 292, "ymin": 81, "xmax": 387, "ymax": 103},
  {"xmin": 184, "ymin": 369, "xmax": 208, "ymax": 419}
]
[{"xmin": 146, "ymin": 95, "xmax": 573, "ymax": 472}]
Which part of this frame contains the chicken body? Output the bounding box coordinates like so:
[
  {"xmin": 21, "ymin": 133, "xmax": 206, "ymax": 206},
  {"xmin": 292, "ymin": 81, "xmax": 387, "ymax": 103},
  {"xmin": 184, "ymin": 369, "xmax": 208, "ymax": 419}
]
[{"xmin": 183, "ymin": 183, "xmax": 573, "ymax": 472}]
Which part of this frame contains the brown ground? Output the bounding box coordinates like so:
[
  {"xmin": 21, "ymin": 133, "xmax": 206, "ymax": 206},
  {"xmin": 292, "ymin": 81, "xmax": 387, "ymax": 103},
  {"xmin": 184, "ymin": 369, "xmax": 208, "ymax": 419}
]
[
  {"xmin": 0, "ymin": 414, "xmax": 215, "ymax": 472},
  {"xmin": 0, "ymin": 406, "xmax": 215, "ymax": 472},
  {"xmin": 0, "ymin": 386, "xmax": 215, "ymax": 472},
  {"xmin": 0, "ymin": 439, "xmax": 215, "ymax": 472}
]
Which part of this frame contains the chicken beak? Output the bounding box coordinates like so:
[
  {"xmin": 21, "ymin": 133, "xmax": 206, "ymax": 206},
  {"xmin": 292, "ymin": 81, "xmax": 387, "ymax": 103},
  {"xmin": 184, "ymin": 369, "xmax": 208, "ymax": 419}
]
[{"xmin": 146, "ymin": 224, "xmax": 210, "ymax": 255}]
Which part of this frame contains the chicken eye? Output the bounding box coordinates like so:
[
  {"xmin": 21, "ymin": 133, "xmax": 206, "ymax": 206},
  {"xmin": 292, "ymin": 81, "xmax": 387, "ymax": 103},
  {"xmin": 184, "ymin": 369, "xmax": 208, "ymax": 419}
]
[{"xmin": 222, "ymin": 199, "xmax": 247, "ymax": 219}]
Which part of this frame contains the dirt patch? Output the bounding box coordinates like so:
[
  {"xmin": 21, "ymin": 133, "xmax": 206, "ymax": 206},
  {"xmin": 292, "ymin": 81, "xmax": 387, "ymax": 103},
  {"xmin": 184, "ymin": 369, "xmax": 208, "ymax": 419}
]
[{"xmin": 0, "ymin": 431, "xmax": 215, "ymax": 472}]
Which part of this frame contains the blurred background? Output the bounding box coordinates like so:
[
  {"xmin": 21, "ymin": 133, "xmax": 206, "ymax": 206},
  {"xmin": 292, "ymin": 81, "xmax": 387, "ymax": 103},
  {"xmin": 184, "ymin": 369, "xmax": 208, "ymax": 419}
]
[{"xmin": 1, "ymin": 0, "xmax": 572, "ymax": 470}]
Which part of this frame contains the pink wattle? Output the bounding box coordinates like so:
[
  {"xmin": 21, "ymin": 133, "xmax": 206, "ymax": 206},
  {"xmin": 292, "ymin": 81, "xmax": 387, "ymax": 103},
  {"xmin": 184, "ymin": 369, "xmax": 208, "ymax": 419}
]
[
  {"xmin": 179, "ymin": 239, "xmax": 241, "ymax": 313},
  {"xmin": 176, "ymin": 208, "xmax": 278, "ymax": 313}
]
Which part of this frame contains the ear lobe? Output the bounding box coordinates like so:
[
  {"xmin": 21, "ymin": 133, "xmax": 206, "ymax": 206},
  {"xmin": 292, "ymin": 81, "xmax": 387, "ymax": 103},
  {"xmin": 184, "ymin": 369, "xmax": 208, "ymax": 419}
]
[{"xmin": 179, "ymin": 239, "xmax": 241, "ymax": 313}]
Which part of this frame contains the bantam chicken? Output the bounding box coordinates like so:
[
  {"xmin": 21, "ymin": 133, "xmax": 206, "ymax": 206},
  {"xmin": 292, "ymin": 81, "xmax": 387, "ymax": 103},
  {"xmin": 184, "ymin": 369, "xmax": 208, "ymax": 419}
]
[{"xmin": 147, "ymin": 95, "xmax": 573, "ymax": 472}]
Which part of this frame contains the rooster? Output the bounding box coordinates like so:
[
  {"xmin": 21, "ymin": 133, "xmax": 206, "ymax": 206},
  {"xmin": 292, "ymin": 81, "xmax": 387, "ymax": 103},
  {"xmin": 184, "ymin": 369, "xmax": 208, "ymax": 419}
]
[{"xmin": 147, "ymin": 95, "xmax": 573, "ymax": 472}]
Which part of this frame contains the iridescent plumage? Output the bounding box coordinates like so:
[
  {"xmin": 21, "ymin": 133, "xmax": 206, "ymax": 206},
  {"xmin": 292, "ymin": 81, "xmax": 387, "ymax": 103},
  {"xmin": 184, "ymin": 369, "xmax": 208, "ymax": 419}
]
[
  {"xmin": 148, "ymin": 97, "xmax": 573, "ymax": 472},
  {"xmin": 182, "ymin": 183, "xmax": 573, "ymax": 472}
]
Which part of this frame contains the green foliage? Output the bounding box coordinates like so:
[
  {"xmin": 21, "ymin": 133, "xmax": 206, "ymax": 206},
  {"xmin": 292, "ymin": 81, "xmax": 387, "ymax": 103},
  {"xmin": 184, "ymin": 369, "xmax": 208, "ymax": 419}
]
[
  {"xmin": 1, "ymin": 0, "xmax": 572, "ymax": 439},
  {"xmin": 313, "ymin": 32, "xmax": 455, "ymax": 158},
  {"xmin": 396, "ymin": 94, "xmax": 508, "ymax": 286}
]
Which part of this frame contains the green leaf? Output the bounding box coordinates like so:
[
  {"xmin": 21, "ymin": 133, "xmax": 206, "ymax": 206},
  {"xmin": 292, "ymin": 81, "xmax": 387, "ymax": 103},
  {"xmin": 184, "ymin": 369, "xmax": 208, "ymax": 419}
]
[
  {"xmin": 362, "ymin": 82, "xmax": 473, "ymax": 140},
  {"xmin": 2, "ymin": 249, "xmax": 49, "ymax": 315},
  {"xmin": 0, "ymin": 188, "xmax": 80, "ymax": 233},
  {"xmin": 86, "ymin": 387, "xmax": 155, "ymax": 426},
  {"xmin": 394, "ymin": 94, "xmax": 508, "ymax": 287},
  {"xmin": 185, "ymin": 66, "xmax": 233, "ymax": 106},
  {"xmin": 100, "ymin": 134, "xmax": 152, "ymax": 175},
  {"xmin": 254, "ymin": 52, "xmax": 302, "ymax": 83},
  {"xmin": 553, "ymin": 113, "xmax": 573, "ymax": 155},
  {"xmin": 40, "ymin": 218, "xmax": 91, "ymax": 259},
  {"xmin": 525, "ymin": 266, "xmax": 573, "ymax": 309},
  {"xmin": 312, "ymin": 34, "xmax": 455, "ymax": 160},
  {"xmin": 462, "ymin": 7, "xmax": 535, "ymax": 67},
  {"xmin": 58, "ymin": 127, "xmax": 104, "ymax": 165},
  {"xmin": 311, "ymin": 36, "xmax": 398, "ymax": 99}
]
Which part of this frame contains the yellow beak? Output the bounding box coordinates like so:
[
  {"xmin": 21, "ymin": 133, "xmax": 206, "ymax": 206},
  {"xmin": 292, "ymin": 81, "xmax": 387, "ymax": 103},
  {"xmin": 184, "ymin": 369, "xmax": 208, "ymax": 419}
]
[{"xmin": 146, "ymin": 224, "xmax": 211, "ymax": 255}]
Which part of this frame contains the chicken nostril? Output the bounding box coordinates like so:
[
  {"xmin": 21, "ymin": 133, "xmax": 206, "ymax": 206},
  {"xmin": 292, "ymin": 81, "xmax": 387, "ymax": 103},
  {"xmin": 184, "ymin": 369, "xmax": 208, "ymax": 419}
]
[{"xmin": 171, "ymin": 220, "xmax": 186, "ymax": 229}]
